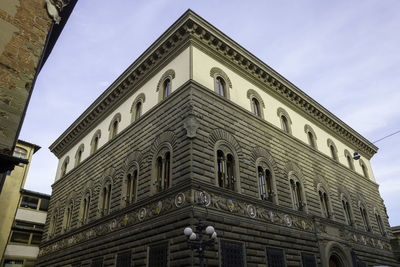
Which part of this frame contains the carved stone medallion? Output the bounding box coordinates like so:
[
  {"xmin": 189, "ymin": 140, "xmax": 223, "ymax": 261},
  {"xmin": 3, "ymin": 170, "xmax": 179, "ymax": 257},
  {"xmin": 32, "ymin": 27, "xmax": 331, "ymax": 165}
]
[
  {"xmin": 175, "ymin": 193, "xmax": 185, "ymax": 207},
  {"xmin": 247, "ymin": 205, "xmax": 256, "ymax": 218},
  {"xmin": 268, "ymin": 211, "xmax": 275, "ymax": 222},
  {"xmin": 283, "ymin": 214, "xmax": 292, "ymax": 227},
  {"xmin": 138, "ymin": 208, "xmax": 146, "ymax": 221},
  {"xmin": 199, "ymin": 191, "xmax": 211, "ymax": 207}
]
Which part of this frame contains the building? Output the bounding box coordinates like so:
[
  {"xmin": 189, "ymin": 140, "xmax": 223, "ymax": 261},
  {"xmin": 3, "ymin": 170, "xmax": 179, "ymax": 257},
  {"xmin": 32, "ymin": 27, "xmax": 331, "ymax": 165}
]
[
  {"xmin": 37, "ymin": 10, "xmax": 398, "ymax": 266},
  {"xmin": 2, "ymin": 189, "xmax": 50, "ymax": 266},
  {"xmin": 0, "ymin": 0, "xmax": 77, "ymax": 192},
  {"xmin": 0, "ymin": 140, "xmax": 40, "ymax": 260},
  {"xmin": 392, "ymin": 226, "xmax": 400, "ymax": 262}
]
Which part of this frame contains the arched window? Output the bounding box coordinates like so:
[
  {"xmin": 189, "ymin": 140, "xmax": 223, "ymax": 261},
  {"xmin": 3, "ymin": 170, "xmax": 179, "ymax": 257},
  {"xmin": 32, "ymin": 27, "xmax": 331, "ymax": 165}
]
[
  {"xmin": 319, "ymin": 190, "xmax": 330, "ymax": 218},
  {"xmin": 216, "ymin": 77, "xmax": 226, "ymax": 97},
  {"xmin": 60, "ymin": 156, "xmax": 69, "ymax": 178},
  {"xmin": 126, "ymin": 170, "xmax": 138, "ymax": 204},
  {"xmin": 304, "ymin": 125, "xmax": 317, "ymax": 149},
  {"xmin": 50, "ymin": 214, "xmax": 57, "ymax": 236},
  {"xmin": 308, "ymin": 132, "xmax": 316, "ymax": 148},
  {"xmin": 289, "ymin": 178, "xmax": 304, "ymax": 211},
  {"xmin": 359, "ymin": 160, "xmax": 369, "ymax": 178},
  {"xmin": 277, "ymin": 108, "xmax": 292, "ymax": 134},
  {"xmin": 163, "ymin": 78, "xmax": 171, "ymax": 99},
  {"xmin": 135, "ymin": 102, "xmax": 142, "ymax": 121},
  {"xmin": 64, "ymin": 202, "xmax": 73, "ymax": 231},
  {"xmin": 342, "ymin": 197, "xmax": 353, "ymax": 226},
  {"xmin": 329, "ymin": 145, "xmax": 337, "ymax": 160},
  {"xmin": 100, "ymin": 183, "xmax": 112, "ymax": 216},
  {"xmin": 344, "ymin": 150, "xmax": 354, "ymax": 170},
  {"xmin": 375, "ymin": 212, "xmax": 385, "ymax": 236},
  {"xmin": 217, "ymin": 150, "xmax": 236, "ymax": 191},
  {"xmin": 360, "ymin": 205, "xmax": 370, "ymax": 232},
  {"xmin": 252, "ymin": 98, "xmax": 261, "ymax": 117},
  {"xmin": 81, "ymin": 193, "xmax": 90, "ymax": 225},
  {"xmin": 108, "ymin": 113, "xmax": 121, "ymax": 140},
  {"xmin": 74, "ymin": 144, "xmax": 84, "ymax": 167},
  {"xmin": 90, "ymin": 130, "xmax": 101, "ymax": 155},
  {"xmin": 257, "ymin": 167, "xmax": 273, "ymax": 202},
  {"xmin": 155, "ymin": 151, "xmax": 171, "ymax": 193},
  {"xmin": 281, "ymin": 116, "xmax": 289, "ymax": 133}
]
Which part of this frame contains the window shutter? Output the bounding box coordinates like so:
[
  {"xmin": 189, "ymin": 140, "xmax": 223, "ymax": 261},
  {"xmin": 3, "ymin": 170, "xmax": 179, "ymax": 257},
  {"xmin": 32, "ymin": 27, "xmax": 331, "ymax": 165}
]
[
  {"xmin": 220, "ymin": 240, "xmax": 245, "ymax": 267},
  {"xmin": 266, "ymin": 248, "xmax": 285, "ymax": 267}
]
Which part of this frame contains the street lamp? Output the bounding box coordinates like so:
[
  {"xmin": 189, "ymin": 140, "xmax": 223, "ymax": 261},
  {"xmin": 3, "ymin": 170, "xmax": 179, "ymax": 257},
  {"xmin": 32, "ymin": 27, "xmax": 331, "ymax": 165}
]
[{"xmin": 183, "ymin": 188, "xmax": 217, "ymax": 267}]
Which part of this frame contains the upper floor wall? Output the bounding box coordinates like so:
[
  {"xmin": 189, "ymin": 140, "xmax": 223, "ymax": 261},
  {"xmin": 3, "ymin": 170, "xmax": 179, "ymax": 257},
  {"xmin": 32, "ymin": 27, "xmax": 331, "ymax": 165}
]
[
  {"xmin": 191, "ymin": 46, "xmax": 375, "ymax": 182},
  {"xmin": 54, "ymin": 47, "xmax": 191, "ymax": 181}
]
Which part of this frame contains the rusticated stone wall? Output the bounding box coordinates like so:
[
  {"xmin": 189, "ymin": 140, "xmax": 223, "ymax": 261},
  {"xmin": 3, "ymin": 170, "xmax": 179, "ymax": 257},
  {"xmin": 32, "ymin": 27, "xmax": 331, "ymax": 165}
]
[{"xmin": 37, "ymin": 82, "xmax": 398, "ymax": 266}]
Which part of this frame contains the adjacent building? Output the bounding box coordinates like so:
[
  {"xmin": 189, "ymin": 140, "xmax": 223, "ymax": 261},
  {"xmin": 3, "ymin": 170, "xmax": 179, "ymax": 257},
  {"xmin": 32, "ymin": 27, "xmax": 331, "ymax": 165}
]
[
  {"xmin": 0, "ymin": 140, "xmax": 40, "ymax": 260},
  {"xmin": 2, "ymin": 189, "xmax": 50, "ymax": 266},
  {"xmin": 37, "ymin": 10, "xmax": 398, "ymax": 266},
  {"xmin": 0, "ymin": 0, "xmax": 77, "ymax": 192}
]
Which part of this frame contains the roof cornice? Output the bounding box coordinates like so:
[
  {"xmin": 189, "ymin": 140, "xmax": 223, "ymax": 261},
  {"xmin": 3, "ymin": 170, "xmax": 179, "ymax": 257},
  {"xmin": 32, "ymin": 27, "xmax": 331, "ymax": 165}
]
[{"xmin": 50, "ymin": 9, "xmax": 377, "ymax": 159}]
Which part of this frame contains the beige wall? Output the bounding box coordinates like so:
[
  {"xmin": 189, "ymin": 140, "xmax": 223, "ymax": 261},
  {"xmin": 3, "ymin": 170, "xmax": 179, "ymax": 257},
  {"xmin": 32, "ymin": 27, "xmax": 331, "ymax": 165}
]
[
  {"xmin": 4, "ymin": 244, "xmax": 39, "ymax": 258},
  {"xmin": 0, "ymin": 142, "xmax": 35, "ymax": 260},
  {"xmin": 191, "ymin": 46, "xmax": 375, "ymax": 182},
  {"xmin": 55, "ymin": 47, "xmax": 191, "ymax": 181},
  {"xmin": 15, "ymin": 208, "xmax": 47, "ymax": 225}
]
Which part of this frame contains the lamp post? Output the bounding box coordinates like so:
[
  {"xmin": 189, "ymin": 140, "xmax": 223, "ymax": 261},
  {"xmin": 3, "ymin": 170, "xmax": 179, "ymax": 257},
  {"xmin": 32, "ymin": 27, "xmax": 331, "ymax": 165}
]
[{"xmin": 183, "ymin": 188, "xmax": 217, "ymax": 267}]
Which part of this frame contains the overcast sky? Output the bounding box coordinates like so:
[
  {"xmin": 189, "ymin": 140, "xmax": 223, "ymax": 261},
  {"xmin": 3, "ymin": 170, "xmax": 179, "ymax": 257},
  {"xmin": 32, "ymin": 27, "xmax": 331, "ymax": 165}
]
[{"xmin": 20, "ymin": 1, "xmax": 400, "ymax": 226}]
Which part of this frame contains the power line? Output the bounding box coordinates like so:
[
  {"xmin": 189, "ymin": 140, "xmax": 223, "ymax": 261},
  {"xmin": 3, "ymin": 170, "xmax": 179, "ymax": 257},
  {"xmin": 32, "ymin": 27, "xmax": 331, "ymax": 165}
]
[{"xmin": 373, "ymin": 129, "xmax": 400, "ymax": 144}]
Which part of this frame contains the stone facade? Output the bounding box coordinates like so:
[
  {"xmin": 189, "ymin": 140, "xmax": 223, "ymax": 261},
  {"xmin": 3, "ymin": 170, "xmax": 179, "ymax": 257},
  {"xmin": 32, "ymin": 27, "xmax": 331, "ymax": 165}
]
[{"xmin": 38, "ymin": 10, "xmax": 398, "ymax": 267}]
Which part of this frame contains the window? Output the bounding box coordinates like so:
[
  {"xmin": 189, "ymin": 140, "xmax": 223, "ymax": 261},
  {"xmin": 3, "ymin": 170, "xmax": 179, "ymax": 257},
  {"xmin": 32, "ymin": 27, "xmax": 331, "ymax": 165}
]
[
  {"xmin": 10, "ymin": 231, "xmax": 30, "ymax": 244},
  {"xmin": 163, "ymin": 78, "xmax": 171, "ymax": 99},
  {"xmin": 319, "ymin": 190, "xmax": 330, "ymax": 218},
  {"xmin": 49, "ymin": 213, "xmax": 58, "ymax": 236},
  {"xmin": 277, "ymin": 108, "xmax": 292, "ymax": 134},
  {"xmin": 359, "ymin": 160, "xmax": 369, "ymax": 178},
  {"xmin": 108, "ymin": 113, "xmax": 121, "ymax": 140},
  {"xmin": 135, "ymin": 102, "xmax": 142, "ymax": 121},
  {"xmin": 289, "ymin": 178, "xmax": 304, "ymax": 211},
  {"xmin": 220, "ymin": 240, "xmax": 245, "ymax": 267},
  {"xmin": 60, "ymin": 156, "xmax": 69, "ymax": 177},
  {"xmin": 210, "ymin": 67, "xmax": 232, "ymax": 99},
  {"xmin": 148, "ymin": 243, "xmax": 168, "ymax": 267},
  {"xmin": 344, "ymin": 150, "xmax": 354, "ymax": 170},
  {"xmin": 65, "ymin": 202, "xmax": 73, "ymax": 231},
  {"xmin": 126, "ymin": 171, "xmax": 138, "ymax": 204},
  {"xmin": 39, "ymin": 198, "xmax": 49, "ymax": 211},
  {"xmin": 31, "ymin": 233, "xmax": 42, "ymax": 245},
  {"xmin": 375, "ymin": 213, "xmax": 385, "ymax": 236},
  {"xmin": 81, "ymin": 193, "xmax": 91, "ymax": 225},
  {"xmin": 13, "ymin": 146, "xmax": 27, "ymax": 159},
  {"xmin": 116, "ymin": 251, "xmax": 131, "ymax": 267},
  {"xmin": 342, "ymin": 197, "xmax": 353, "ymax": 226},
  {"xmin": 75, "ymin": 144, "xmax": 84, "ymax": 167},
  {"xmin": 304, "ymin": 125, "xmax": 317, "ymax": 149},
  {"xmin": 155, "ymin": 152, "xmax": 171, "ymax": 193},
  {"xmin": 258, "ymin": 166, "xmax": 273, "ymax": 202},
  {"xmin": 266, "ymin": 248, "xmax": 285, "ymax": 267},
  {"xmin": 100, "ymin": 183, "xmax": 112, "ymax": 216},
  {"xmin": 217, "ymin": 150, "xmax": 236, "ymax": 191},
  {"xmin": 281, "ymin": 116, "xmax": 289, "ymax": 133},
  {"xmin": 216, "ymin": 77, "xmax": 226, "ymax": 97},
  {"xmin": 20, "ymin": 196, "xmax": 38, "ymax": 210},
  {"xmin": 90, "ymin": 130, "xmax": 101, "ymax": 155},
  {"xmin": 252, "ymin": 98, "xmax": 261, "ymax": 117},
  {"xmin": 301, "ymin": 253, "xmax": 317, "ymax": 267},
  {"xmin": 91, "ymin": 258, "xmax": 103, "ymax": 267},
  {"xmin": 360, "ymin": 205, "xmax": 370, "ymax": 232}
]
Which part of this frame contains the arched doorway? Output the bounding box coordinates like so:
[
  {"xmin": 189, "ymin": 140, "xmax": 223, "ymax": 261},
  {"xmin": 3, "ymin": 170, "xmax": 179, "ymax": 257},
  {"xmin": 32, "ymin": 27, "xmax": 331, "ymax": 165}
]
[{"xmin": 329, "ymin": 254, "xmax": 344, "ymax": 267}]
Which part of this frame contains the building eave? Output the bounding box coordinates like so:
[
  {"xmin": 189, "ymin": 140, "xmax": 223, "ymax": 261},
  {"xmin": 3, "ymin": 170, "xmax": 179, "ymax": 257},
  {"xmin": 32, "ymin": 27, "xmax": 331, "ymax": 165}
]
[{"xmin": 49, "ymin": 9, "xmax": 378, "ymax": 159}]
